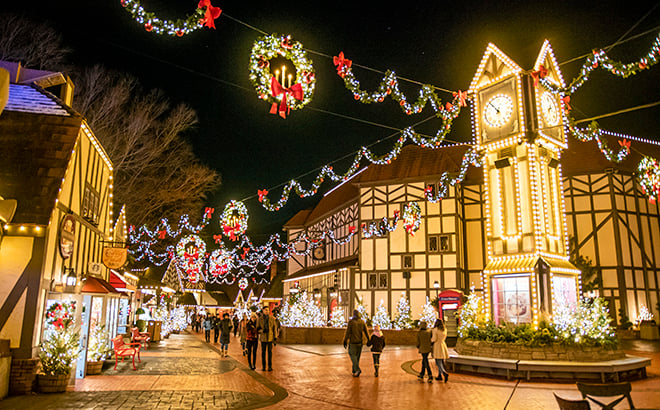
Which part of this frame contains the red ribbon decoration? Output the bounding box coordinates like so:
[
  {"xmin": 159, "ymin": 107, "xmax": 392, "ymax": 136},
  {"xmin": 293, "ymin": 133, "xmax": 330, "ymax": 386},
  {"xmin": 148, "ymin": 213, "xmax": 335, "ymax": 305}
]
[
  {"xmin": 213, "ymin": 234, "xmax": 223, "ymax": 244},
  {"xmin": 618, "ymin": 139, "xmax": 631, "ymax": 150},
  {"xmin": 453, "ymin": 90, "xmax": 468, "ymax": 107},
  {"xmin": 258, "ymin": 189, "xmax": 269, "ymax": 202},
  {"xmin": 562, "ymin": 96, "xmax": 571, "ymax": 111},
  {"xmin": 349, "ymin": 226, "xmax": 357, "ymax": 234},
  {"xmin": 531, "ymin": 65, "xmax": 549, "ymax": 87},
  {"xmin": 198, "ymin": 0, "xmax": 222, "ymax": 29},
  {"xmin": 333, "ymin": 52, "xmax": 352, "ymax": 77},
  {"xmin": 158, "ymin": 230, "xmax": 167, "ymax": 239},
  {"xmin": 270, "ymin": 76, "xmax": 303, "ymax": 119},
  {"xmin": 204, "ymin": 207, "xmax": 214, "ymax": 218}
]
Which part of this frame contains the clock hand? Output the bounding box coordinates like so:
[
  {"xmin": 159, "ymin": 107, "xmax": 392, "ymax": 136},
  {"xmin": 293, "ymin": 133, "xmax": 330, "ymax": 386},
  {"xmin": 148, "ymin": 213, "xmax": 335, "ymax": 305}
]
[{"xmin": 488, "ymin": 101, "xmax": 500, "ymax": 113}]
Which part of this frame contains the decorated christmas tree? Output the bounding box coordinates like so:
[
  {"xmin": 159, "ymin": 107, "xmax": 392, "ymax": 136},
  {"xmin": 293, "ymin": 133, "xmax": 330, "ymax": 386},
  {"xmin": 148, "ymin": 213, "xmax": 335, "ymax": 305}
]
[
  {"xmin": 419, "ymin": 296, "xmax": 437, "ymax": 327},
  {"xmin": 393, "ymin": 293, "xmax": 413, "ymax": 330},
  {"xmin": 279, "ymin": 290, "xmax": 325, "ymax": 327},
  {"xmin": 553, "ymin": 297, "xmax": 616, "ymax": 344},
  {"xmin": 87, "ymin": 324, "xmax": 110, "ymax": 362},
  {"xmin": 39, "ymin": 301, "xmax": 80, "ymax": 376},
  {"xmin": 371, "ymin": 300, "xmax": 392, "ymax": 329},
  {"xmin": 355, "ymin": 296, "xmax": 371, "ymax": 325},
  {"xmin": 329, "ymin": 306, "xmax": 347, "ymax": 328},
  {"xmin": 457, "ymin": 288, "xmax": 486, "ymax": 338}
]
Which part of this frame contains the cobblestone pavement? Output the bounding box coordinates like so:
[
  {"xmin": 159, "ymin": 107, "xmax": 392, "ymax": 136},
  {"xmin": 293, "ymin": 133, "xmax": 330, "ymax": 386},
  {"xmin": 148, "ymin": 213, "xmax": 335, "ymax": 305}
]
[{"xmin": 1, "ymin": 330, "xmax": 659, "ymax": 409}]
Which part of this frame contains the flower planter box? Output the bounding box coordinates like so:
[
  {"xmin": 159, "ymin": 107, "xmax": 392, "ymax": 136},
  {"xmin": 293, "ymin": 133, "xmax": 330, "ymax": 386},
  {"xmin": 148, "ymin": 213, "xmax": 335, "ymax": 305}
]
[
  {"xmin": 86, "ymin": 360, "xmax": 104, "ymax": 375},
  {"xmin": 455, "ymin": 339, "xmax": 625, "ymax": 362},
  {"xmin": 278, "ymin": 326, "xmax": 418, "ymax": 345},
  {"xmin": 36, "ymin": 373, "xmax": 69, "ymax": 393}
]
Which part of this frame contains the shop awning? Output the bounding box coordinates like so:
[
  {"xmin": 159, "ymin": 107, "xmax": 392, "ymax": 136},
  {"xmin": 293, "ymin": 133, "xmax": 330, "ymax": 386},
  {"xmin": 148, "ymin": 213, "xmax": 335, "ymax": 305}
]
[
  {"xmin": 484, "ymin": 254, "xmax": 580, "ymax": 276},
  {"xmin": 109, "ymin": 271, "xmax": 136, "ymax": 292},
  {"xmin": 82, "ymin": 276, "xmax": 120, "ymax": 294}
]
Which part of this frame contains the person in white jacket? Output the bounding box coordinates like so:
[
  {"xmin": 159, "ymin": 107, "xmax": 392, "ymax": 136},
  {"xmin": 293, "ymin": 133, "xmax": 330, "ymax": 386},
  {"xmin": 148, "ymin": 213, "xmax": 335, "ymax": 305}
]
[{"xmin": 431, "ymin": 318, "xmax": 450, "ymax": 382}]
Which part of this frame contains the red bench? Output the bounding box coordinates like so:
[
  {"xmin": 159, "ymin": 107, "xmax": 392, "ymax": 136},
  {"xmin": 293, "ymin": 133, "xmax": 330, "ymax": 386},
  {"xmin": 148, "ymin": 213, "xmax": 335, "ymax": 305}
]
[
  {"xmin": 131, "ymin": 327, "xmax": 151, "ymax": 348},
  {"xmin": 112, "ymin": 335, "xmax": 141, "ymax": 370}
]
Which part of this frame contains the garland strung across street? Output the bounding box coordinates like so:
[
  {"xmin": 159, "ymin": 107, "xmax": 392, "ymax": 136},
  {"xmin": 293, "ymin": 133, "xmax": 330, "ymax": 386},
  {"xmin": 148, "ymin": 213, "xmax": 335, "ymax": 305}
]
[{"xmin": 120, "ymin": 0, "xmax": 222, "ymax": 36}]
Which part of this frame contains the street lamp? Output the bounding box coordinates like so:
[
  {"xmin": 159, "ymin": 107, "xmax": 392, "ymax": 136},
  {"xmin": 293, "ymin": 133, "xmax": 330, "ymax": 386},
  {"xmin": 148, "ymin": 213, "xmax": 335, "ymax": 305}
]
[{"xmin": 433, "ymin": 280, "xmax": 440, "ymax": 299}]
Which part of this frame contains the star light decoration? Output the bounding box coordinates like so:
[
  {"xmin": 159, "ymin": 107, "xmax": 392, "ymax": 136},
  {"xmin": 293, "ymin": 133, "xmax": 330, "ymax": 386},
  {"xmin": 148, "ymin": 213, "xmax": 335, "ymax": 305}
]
[
  {"xmin": 249, "ymin": 34, "xmax": 315, "ymax": 118},
  {"xmin": 120, "ymin": 0, "xmax": 222, "ymax": 36}
]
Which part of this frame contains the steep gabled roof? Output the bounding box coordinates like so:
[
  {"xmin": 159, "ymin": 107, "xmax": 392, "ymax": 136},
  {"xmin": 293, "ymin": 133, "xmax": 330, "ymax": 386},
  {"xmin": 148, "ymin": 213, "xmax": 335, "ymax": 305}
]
[{"xmin": 0, "ymin": 84, "xmax": 82, "ymax": 225}]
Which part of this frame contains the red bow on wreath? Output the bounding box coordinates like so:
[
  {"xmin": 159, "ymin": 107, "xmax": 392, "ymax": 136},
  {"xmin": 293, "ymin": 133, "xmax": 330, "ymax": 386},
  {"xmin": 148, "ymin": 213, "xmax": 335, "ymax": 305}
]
[
  {"xmin": 453, "ymin": 90, "xmax": 468, "ymax": 107},
  {"xmin": 333, "ymin": 52, "xmax": 352, "ymax": 77},
  {"xmin": 258, "ymin": 189, "xmax": 269, "ymax": 202},
  {"xmin": 531, "ymin": 65, "xmax": 548, "ymax": 87},
  {"xmin": 198, "ymin": 0, "xmax": 222, "ymax": 29},
  {"xmin": 270, "ymin": 76, "xmax": 303, "ymax": 118}
]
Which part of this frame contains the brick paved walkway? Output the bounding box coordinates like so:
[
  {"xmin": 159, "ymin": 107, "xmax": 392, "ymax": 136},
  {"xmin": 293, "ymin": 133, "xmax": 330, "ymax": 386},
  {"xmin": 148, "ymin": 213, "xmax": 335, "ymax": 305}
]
[{"xmin": 1, "ymin": 330, "xmax": 658, "ymax": 409}]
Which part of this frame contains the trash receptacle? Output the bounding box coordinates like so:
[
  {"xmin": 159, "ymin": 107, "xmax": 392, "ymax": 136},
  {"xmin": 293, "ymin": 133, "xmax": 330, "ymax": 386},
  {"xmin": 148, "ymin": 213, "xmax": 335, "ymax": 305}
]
[{"xmin": 147, "ymin": 320, "xmax": 162, "ymax": 342}]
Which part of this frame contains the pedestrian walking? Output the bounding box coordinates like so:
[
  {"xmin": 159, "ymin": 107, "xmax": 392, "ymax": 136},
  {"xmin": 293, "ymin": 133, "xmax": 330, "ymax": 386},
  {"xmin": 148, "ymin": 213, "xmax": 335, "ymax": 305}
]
[
  {"xmin": 257, "ymin": 306, "xmax": 279, "ymax": 371},
  {"xmin": 202, "ymin": 315, "xmax": 212, "ymax": 343},
  {"xmin": 246, "ymin": 313, "xmax": 259, "ymax": 370},
  {"xmin": 213, "ymin": 313, "xmax": 221, "ymax": 343},
  {"xmin": 416, "ymin": 320, "xmax": 433, "ymax": 383},
  {"xmin": 219, "ymin": 313, "xmax": 233, "ymax": 357},
  {"xmin": 343, "ymin": 309, "xmax": 370, "ymax": 377},
  {"xmin": 366, "ymin": 324, "xmax": 385, "ymax": 377},
  {"xmin": 239, "ymin": 315, "xmax": 248, "ymax": 355},
  {"xmin": 431, "ymin": 318, "xmax": 450, "ymax": 382},
  {"xmin": 233, "ymin": 315, "xmax": 239, "ymax": 337}
]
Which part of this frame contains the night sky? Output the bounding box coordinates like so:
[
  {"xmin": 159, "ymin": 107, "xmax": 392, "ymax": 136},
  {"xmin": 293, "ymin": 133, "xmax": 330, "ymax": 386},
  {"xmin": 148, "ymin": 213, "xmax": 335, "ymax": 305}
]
[{"xmin": 3, "ymin": 1, "xmax": 660, "ymax": 238}]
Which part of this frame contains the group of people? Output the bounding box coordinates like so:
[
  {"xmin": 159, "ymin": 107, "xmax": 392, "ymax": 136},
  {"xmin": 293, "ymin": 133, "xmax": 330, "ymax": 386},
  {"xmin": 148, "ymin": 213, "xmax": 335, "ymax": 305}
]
[
  {"xmin": 191, "ymin": 307, "xmax": 280, "ymax": 371},
  {"xmin": 342, "ymin": 309, "xmax": 449, "ymax": 382}
]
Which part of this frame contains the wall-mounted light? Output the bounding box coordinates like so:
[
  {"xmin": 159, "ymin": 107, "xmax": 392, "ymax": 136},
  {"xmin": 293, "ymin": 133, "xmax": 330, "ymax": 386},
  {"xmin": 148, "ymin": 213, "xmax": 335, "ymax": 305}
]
[{"xmin": 64, "ymin": 267, "xmax": 77, "ymax": 287}]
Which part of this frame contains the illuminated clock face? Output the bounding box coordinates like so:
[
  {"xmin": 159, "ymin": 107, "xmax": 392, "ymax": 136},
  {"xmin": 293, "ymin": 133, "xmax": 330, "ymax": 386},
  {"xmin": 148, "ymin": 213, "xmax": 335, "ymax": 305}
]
[
  {"xmin": 540, "ymin": 92, "xmax": 560, "ymax": 126},
  {"xmin": 313, "ymin": 246, "xmax": 325, "ymax": 260},
  {"xmin": 483, "ymin": 94, "xmax": 514, "ymax": 128}
]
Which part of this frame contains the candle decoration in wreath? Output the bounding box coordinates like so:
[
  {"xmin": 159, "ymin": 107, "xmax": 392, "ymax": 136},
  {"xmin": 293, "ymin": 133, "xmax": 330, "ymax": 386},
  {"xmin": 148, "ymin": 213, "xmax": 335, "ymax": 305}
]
[
  {"xmin": 249, "ymin": 34, "xmax": 315, "ymax": 118},
  {"xmin": 402, "ymin": 201, "xmax": 422, "ymax": 236},
  {"xmin": 221, "ymin": 200, "xmax": 249, "ymax": 240},
  {"xmin": 176, "ymin": 234, "xmax": 207, "ymax": 283}
]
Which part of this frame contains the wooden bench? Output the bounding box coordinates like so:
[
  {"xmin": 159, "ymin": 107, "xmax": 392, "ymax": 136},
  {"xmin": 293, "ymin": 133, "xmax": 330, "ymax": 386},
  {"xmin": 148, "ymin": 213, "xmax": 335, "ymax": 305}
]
[
  {"xmin": 112, "ymin": 335, "xmax": 141, "ymax": 370},
  {"xmin": 577, "ymin": 381, "xmax": 635, "ymax": 409},
  {"xmin": 447, "ymin": 354, "xmax": 518, "ymax": 380},
  {"xmin": 517, "ymin": 360, "xmax": 613, "ymax": 382},
  {"xmin": 131, "ymin": 327, "xmax": 151, "ymax": 348}
]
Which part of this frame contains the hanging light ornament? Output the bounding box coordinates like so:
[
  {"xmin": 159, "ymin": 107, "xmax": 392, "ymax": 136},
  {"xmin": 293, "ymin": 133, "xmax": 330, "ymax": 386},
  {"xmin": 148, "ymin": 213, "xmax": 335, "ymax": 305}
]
[
  {"xmin": 402, "ymin": 202, "xmax": 422, "ymax": 236},
  {"xmin": 221, "ymin": 200, "xmax": 249, "ymax": 240},
  {"xmin": 175, "ymin": 234, "xmax": 207, "ymax": 283}
]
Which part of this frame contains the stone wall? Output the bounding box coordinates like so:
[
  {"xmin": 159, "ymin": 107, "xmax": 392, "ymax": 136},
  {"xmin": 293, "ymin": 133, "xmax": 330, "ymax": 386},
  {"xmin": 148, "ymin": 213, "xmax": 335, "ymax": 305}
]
[
  {"xmin": 8, "ymin": 358, "xmax": 39, "ymax": 395},
  {"xmin": 455, "ymin": 339, "xmax": 625, "ymax": 362},
  {"xmin": 279, "ymin": 327, "xmax": 419, "ymax": 345}
]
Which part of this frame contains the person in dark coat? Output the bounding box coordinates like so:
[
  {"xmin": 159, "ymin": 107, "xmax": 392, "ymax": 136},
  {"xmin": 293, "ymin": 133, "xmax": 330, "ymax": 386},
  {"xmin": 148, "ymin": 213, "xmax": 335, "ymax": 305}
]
[
  {"xmin": 257, "ymin": 306, "xmax": 279, "ymax": 371},
  {"xmin": 219, "ymin": 313, "xmax": 233, "ymax": 357},
  {"xmin": 233, "ymin": 315, "xmax": 239, "ymax": 337},
  {"xmin": 416, "ymin": 320, "xmax": 433, "ymax": 383},
  {"xmin": 343, "ymin": 310, "xmax": 370, "ymax": 377},
  {"xmin": 366, "ymin": 324, "xmax": 385, "ymax": 377},
  {"xmin": 245, "ymin": 313, "xmax": 259, "ymax": 370},
  {"xmin": 213, "ymin": 313, "xmax": 221, "ymax": 343}
]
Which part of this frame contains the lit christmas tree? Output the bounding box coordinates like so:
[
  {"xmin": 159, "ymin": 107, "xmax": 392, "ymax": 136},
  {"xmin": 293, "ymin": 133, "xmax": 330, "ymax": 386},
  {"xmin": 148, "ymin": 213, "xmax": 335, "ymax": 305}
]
[
  {"xmin": 329, "ymin": 306, "xmax": 347, "ymax": 328},
  {"xmin": 393, "ymin": 293, "xmax": 413, "ymax": 330},
  {"xmin": 279, "ymin": 290, "xmax": 325, "ymax": 327},
  {"xmin": 356, "ymin": 296, "xmax": 371, "ymax": 325},
  {"xmin": 371, "ymin": 299, "xmax": 392, "ymax": 329},
  {"xmin": 553, "ymin": 297, "xmax": 616, "ymax": 344},
  {"xmin": 234, "ymin": 299, "xmax": 251, "ymax": 320},
  {"xmin": 419, "ymin": 297, "xmax": 437, "ymax": 326},
  {"xmin": 170, "ymin": 306, "xmax": 189, "ymax": 332},
  {"xmin": 457, "ymin": 289, "xmax": 486, "ymax": 338},
  {"xmin": 635, "ymin": 305, "xmax": 654, "ymax": 325},
  {"xmin": 87, "ymin": 324, "xmax": 110, "ymax": 362}
]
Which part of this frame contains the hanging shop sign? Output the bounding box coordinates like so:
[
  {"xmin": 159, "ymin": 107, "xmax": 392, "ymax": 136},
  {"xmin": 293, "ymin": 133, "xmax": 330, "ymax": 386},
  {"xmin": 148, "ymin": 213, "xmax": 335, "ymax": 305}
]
[
  {"xmin": 103, "ymin": 247, "xmax": 128, "ymax": 270},
  {"xmin": 59, "ymin": 214, "xmax": 76, "ymax": 259}
]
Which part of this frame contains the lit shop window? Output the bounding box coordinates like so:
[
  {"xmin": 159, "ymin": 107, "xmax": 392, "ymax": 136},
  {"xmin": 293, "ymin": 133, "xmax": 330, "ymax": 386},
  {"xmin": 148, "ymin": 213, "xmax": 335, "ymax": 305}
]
[{"xmin": 492, "ymin": 276, "xmax": 531, "ymax": 325}]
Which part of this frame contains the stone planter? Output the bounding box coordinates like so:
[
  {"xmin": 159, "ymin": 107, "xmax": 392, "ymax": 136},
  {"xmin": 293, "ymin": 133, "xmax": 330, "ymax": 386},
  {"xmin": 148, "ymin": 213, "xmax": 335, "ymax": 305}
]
[
  {"xmin": 86, "ymin": 360, "xmax": 104, "ymax": 375},
  {"xmin": 36, "ymin": 373, "xmax": 69, "ymax": 393},
  {"xmin": 455, "ymin": 339, "xmax": 625, "ymax": 362},
  {"xmin": 278, "ymin": 326, "xmax": 419, "ymax": 345}
]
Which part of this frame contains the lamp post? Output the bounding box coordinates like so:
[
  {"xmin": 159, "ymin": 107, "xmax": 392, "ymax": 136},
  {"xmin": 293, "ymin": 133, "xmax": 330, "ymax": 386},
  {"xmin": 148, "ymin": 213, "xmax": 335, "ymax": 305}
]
[{"xmin": 433, "ymin": 280, "xmax": 440, "ymax": 299}]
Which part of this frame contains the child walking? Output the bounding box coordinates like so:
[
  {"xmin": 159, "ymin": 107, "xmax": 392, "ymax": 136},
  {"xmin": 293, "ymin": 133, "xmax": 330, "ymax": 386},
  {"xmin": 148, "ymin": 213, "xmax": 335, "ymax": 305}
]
[{"xmin": 366, "ymin": 325, "xmax": 386, "ymax": 377}]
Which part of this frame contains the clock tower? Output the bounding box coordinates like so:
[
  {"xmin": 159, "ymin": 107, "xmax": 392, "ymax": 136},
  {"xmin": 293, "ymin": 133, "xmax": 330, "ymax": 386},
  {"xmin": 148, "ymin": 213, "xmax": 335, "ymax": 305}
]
[{"xmin": 468, "ymin": 41, "xmax": 580, "ymax": 327}]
